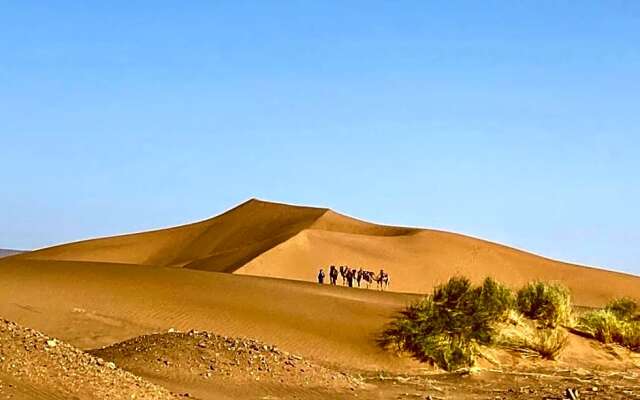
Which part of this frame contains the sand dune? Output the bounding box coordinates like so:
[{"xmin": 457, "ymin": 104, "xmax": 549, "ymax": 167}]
[
  {"xmin": 1, "ymin": 199, "xmax": 639, "ymax": 398},
  {"xmin": 0, "ymin": 258, "xmax": 419, "ymax": 371},
  {"xmin": 8, "ymin": 199, "xmax": 639, "ymax": 307},
  {"xmin": 0, "ymin": 249, "xmax": 23, "ymax": 258}
]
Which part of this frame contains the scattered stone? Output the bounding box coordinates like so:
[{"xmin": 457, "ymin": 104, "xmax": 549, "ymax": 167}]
[{"xmin": 0, "ymin": 317, "xmax": 178, "ymax": 399}]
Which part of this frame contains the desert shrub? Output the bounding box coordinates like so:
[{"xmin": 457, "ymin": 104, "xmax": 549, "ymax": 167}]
[
  {"xmin": 605, "ymin": 298, "xmax": 639, "ymax": 321},
  {"xmin": 496, "ymin": 310, "xmax": 569, "ymax": 360},
  {"xmin": 381, "ymin": 276, "xmax": 514, "ymax": 371},
  {"xmin": 381, "ymin": 298, "xmax": 437, "ymax": 354},
  {"xmin": 578, "ymin": 310, "xmax": 623, "ymax": 343},
  {"xmin": 413, "ymin": 334, "xmax": 477, "ymax": 371},
  {"xmin": 516, "ymin": 282, "xmax": 572, "ymax": 327},
  {"xmin": 475, "ymin": 277, "xmax": 514, "ymax": 323},
  {"xmin": 524, "ymin": 328, "xmax": 569, "ymax": 360},
  {"xmin": 621, "ymin": 322, "xmax": 640, "ymax": 351},
  {"xmin": 578, "ymin": 308, "xmax": 640, "ymax": 352}
]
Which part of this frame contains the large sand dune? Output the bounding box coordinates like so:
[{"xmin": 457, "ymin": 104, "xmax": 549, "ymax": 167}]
[
  {"xmin": 2, "ymin": 199, "xmax": 639, "ymax": 398},
  {"xmin": 7, "ymin": 199, "xmax": 638, "ymax": 307}
]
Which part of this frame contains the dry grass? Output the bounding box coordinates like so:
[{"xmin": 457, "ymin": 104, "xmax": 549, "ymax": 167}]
[
  {"xmin": 496, "ymin": 310, "xmax": 569, "ymax": 360},
  {"xmin": 516, "ymin": 282, "xmax": 573, "ymax": 328},
  {"xmin": 577, "ymin": 299, "xmax": 640, "ymax": 352}
]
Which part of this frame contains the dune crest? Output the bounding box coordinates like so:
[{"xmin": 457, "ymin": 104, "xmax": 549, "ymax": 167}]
[{"xmin": 5, "ymin": 198, "xmax": 639, "ymax": 306}]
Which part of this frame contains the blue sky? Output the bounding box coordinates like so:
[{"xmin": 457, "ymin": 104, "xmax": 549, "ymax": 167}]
[{"xmin": 1, "ymin": 1, "xmax": 639, "ymax": 275}]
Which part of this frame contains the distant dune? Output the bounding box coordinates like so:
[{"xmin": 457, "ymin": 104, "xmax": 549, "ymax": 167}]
[
  {"xmin": 7, "ymin": 198, "xmax": 638, "ymax": 307},
  {"xmin": 0, "ymin": 249, "xmax": 23, "ymax": 258}
]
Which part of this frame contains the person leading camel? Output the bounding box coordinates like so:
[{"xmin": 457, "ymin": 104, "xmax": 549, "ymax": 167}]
[{"xmin": 317, "ymin": 268, "xmax": 325, "ymax": 284}]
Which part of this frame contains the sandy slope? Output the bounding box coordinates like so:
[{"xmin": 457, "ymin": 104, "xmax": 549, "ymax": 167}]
[
  {"xmin": 0, "ymin": 258, "xmax": 419, "ymax": 372},
  {"xmin": 8, "ymin": 199, "xmax": 639, "ymax": 307},
  {"xmin": 237, "ymin": 228, "xmax": 640, "ymax": 307},
  {"xmin": 9, "ymin": 200, "xmax": 329, "ymax": 271}
]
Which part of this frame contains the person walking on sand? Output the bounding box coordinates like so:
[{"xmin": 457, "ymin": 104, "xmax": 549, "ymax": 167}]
[
  {"xmin": 346, "ymin": 268, "xmax": 354, "ymax": 287},
  {"xmin": 317, "ymin": 268, "xmax": 325, "ymax": 284},
  {"xmin": 329, "ymin": 265, "xmax": 338, "ymax": 285}
]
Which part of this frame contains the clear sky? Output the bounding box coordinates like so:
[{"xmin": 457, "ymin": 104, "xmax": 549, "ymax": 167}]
[{"xmin": 1, "ymin": 1, "xmax": 639, "ymax": 275}]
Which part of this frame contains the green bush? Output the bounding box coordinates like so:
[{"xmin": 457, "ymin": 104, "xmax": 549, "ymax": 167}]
[
  {"xmin": 605, "ymin": 298, "xmax": 639, "ymax": 321},
  {"xmin": 621, "ymin": 322, "xmax": 640, "ymax": 351},
  {"xmin": 578, "ymin": 310, "xmax": 623, "ymax": 343},
  {"xmin": 516, "ymin": 282, "xmax": 572, "ymax": 327},
  {"xmin": 380, "ymin": 276, "xmax": 513, "ymax": 371},
  {"xmin": 578, "ymin": 307, "xmax": 640, "ymax": 352}
]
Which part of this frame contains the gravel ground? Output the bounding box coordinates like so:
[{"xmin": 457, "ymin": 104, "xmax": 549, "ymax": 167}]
[{"xmin": 0, "ymin": 318, "xmax": 179, "ymax": 400}]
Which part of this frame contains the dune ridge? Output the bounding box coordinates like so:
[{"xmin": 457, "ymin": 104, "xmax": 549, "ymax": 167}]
[
  {"xmin": 7, "ymin": 198, "xmax": 638, "ymax": 307},
  {"xmin": 0, "ymin": 249, "xmax": 23, "ymax": 258}
]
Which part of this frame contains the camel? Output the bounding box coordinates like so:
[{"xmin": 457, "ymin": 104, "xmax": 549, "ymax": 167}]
[
  {"xmin": 374, "ymin": 270, "xmax": 390, "ymax": 291},
  {"xmin": 339, "ymin": 266, "xmax": 348, "ymax": 285},
  {"xmin": 361, "ymin": 271, "xmax": 374, "ymax": 289}
]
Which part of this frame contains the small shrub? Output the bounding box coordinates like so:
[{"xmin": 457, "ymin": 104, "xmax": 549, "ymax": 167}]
[
  {"xmin": 415, "ymin": 334, "xmax": 477, "ymax": 371},
  {"xmin": 578, "ymin": 309, "xmax": 640, "ymax": 352},
  {"xmin": 380, "ymin": 276, "xmax": 514, "ymax": 371},
  {"xmin": 476, "ymin": 277, "xmax": 514, "ymax": 323},
  {"xmin": 578, "ymin": 310, "xmax": 623, "ymax": 343},
  {"xmin": 496, "ymin": 310, "xmax": 569, "ymax": 360},
  {"xmin": 524, "ymin": 328, "xmax": 569, "ymax": 360},
  {"xmin": 621, "ymin": 322, "xmax": 640, "ymax": 351},
  {"xmin": 516, "ymin": 282, "xmax": 573, "ymax": 327},
  {"xmin": 380, "ymin": 298, "xmax": 438, "ymax": 354},
  {"xmin": 605, "ymin": 298, "xmax": 639, "ymax": 321}
]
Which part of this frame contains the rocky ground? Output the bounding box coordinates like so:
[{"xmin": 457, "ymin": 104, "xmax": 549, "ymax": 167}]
[
  {"xmin": 2, "ymin": 317, "xmax": 640, "ymax": 399},
  {"xmin": 357, "ymin": 367, "xmax": 640, "ymax": 399},
  {"xmin": 90, "ymin": 329, "xmax": 359, "ymax": 398},
  {"xmin": 0, "ymin": 318, "xmax": 179, "ymax": 400}
]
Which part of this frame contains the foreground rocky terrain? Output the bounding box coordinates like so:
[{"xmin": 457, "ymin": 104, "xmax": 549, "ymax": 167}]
[
  {"xmin": 2, "ymin": 316, "xmax": 640, "ymax": 399},
  {"xmin": 90, "ymin": 329, "xmax": 359, "ymax": 399},
  {"xmin": 0, "ymin": 318, "xmax": 178, "ymax": 400}
]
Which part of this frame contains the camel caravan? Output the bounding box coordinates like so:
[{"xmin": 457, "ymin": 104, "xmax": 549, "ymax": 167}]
[{"xmin": 317, "ymin": 265, "xmax": 390, "ymax": 291}]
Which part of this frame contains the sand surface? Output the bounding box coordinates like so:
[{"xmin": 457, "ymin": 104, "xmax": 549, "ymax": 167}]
[{"xmin": 1, "ymin": 199, "xmax": 639, "ymax": 399}]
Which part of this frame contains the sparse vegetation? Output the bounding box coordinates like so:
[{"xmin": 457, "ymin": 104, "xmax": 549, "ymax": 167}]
[
  {"xmin": 382, "ymin": 277, "xmax": 580, "ymax": 369},
  {"xmin": 525, "ymin": 328, "xmax": 569, "ymax": 360},
  {"xmin": 605, "ymin": 297, "xmax": 639, "ymax": 321},
  {"xmin": 578, "ymin": 310, "xmax": 622, "ymax": 343},
  {"xmin": 516, "ymin": 282, "xmax": 573, "ymax": 328},
  {"xmin": 382, "ymin": 278, "xmax": 639, "ymax": 367},
  {"xmin": 380, "ymin": 276, "xmax": 513, "ymax": 371},
  {"xmin": 495, "ymin": 310, "xmax": 569, "ymax": 360},
  {"xmin": 578, "ymin": 297, "xmax": 640, "ymax": 351}
]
